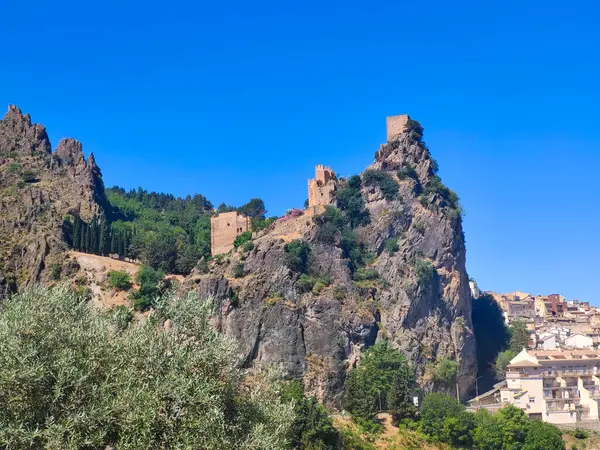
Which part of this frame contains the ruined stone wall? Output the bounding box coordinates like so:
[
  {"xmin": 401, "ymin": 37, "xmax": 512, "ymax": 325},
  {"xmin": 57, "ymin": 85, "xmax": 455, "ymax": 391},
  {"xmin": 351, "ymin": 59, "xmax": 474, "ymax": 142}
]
[
  {"xmin": 386, "ymin": 114, "xmax": 410, "ymax": 142},
  {"xmin": 210, "ymin": 211, "xmax": 250, "ymax": 255},
  {"xmin": 308, "ymin": 165, "xmax": 337, "ymax": 209}
]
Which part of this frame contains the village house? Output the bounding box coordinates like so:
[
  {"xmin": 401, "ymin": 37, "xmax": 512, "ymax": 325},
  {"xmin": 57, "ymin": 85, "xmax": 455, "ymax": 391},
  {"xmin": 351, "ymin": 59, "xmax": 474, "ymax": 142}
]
[{"xmin": 470, "ymin": 349, "xmax": 600, "ymax": 425}]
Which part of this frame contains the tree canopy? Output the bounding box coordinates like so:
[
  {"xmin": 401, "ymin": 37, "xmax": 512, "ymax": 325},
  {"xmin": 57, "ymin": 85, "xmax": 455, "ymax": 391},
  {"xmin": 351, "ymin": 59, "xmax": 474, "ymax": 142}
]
[
  {"xmin": 0, "ymin": 286, "xmax": 294, "ymax": 449},
  {"xmin": 344, "ymin": 340, "xmax": 416, "ymax": 423}
]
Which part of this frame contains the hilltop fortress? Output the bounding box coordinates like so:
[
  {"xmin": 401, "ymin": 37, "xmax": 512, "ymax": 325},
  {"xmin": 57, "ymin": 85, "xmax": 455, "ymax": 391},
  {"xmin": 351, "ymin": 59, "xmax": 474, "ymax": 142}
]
[{"xmin": 209, "ymin": 114, "xmax": 410, "ymax": 256}]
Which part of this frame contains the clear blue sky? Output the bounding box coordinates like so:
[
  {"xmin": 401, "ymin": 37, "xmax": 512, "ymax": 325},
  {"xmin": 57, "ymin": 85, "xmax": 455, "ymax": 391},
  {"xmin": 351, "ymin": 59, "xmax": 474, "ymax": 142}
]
[{"xmin": 2, "ymin": 1, "xmax": 599, "ymax": 303}]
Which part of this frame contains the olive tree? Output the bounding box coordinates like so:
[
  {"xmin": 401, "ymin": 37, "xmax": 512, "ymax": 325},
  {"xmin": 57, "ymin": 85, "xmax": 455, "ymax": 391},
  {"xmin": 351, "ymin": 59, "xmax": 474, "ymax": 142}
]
[{"xmin": 0, "ymin": 286, "xmax": 294, "ymax": 449}]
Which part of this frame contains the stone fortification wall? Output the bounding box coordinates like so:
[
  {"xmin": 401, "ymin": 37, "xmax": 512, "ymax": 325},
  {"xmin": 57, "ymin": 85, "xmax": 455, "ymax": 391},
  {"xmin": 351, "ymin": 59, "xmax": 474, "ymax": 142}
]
[
  {"xmin": 308, "ymin": 165, "xmax": 337, "ymax": 209},
  {"xmin": 210, "ymin": 211, "xmax": 250, "ymax": 255}
]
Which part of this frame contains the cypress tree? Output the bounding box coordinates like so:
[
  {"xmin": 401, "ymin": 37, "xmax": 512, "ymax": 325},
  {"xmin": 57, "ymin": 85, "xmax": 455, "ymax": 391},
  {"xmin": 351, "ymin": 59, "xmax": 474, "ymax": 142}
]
[
  {"xmin": 72, "ymin": 217, "xmax": 80, "ymax": 250},
  {"xmin": 110, "ymin": 229, "xmax": 117, "ymax": 254},
  {"xmin": 117, "ymin": 233, "xmax": 125, "ymax": 257},
  {"xmin": 80, "ymin": 225, "xmax": 87, "ymax": 253},
  {"xmin": 85, "ymin": 224, "xmax": 92, "ymax": 253},
  {"xmin": 90, "ymin": 218, "xmax": 98, "ymax": 254},
  {"xmin": 99, "ymin": 220, "xmax": 109, "ymax": 255}
]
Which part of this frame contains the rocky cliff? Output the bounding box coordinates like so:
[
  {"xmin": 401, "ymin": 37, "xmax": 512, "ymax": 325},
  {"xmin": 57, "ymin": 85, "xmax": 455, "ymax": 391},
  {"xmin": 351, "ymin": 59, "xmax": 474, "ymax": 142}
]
[
  {"xmin": 185, "ymin": 119, "xmax": 476, "ymax": 404},
  {"xmin": 0, "ymin": 106, "xmax": 107, "ymax": 294}
]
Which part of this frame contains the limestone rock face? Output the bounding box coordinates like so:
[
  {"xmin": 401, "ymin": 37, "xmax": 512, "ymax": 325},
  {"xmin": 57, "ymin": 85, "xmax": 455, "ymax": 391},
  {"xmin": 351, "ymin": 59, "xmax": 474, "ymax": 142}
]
[
  {"xmin": 0, "ymin": 106, "xmax": 107, "ymax": 293},
  {"xmin": 185, "ymin": 122, "xmax": 477, "ymax": 405}
]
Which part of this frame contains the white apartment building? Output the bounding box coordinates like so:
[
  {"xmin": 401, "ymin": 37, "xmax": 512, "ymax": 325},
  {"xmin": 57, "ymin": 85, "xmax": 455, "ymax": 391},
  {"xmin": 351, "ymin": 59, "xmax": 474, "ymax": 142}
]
[{"xmin": 499, "ymin": 349, "xmax": 600, "ymax": 424}]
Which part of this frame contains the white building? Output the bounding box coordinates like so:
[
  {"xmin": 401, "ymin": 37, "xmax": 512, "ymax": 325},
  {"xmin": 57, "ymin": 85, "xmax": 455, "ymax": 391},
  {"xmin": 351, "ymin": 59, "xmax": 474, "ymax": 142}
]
[
  {"xmin": 471, "ymin": 349, "xmax": 600, "ymax": 425},
  {"xmin": 565, "ymin": 334, "xmax": 594, "ymax": 349}
]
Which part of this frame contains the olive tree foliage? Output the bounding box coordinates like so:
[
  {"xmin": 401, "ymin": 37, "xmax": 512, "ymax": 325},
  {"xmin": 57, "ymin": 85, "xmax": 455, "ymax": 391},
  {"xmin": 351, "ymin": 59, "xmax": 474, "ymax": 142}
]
[{"xmin": 0, "ymin": 286, "xmax": 294, "ymax": 450}]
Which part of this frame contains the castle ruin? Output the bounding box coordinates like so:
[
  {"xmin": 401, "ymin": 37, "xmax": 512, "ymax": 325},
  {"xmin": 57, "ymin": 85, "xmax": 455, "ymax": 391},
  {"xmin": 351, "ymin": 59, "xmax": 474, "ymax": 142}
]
[
  {"xmin": 209, "ymin": 115, "xmax": 406, "ymax": 255},
  {"xmin": 307, "ymin": 165, "xmax": 337, "ymax": 215},
  {"xmin": 386, "ymin": 114, "xmax": 410, "ymax": 142},
  {"xmin": 210, "ymin": 211, "xmax": 250, "ymax": 256}
]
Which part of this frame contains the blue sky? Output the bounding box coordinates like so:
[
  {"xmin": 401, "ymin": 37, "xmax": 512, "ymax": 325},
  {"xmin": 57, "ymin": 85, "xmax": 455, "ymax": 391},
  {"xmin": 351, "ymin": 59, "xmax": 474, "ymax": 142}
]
[{"xmin": 1, "ymin": 0, "xmax": 599, "ymax": 302}]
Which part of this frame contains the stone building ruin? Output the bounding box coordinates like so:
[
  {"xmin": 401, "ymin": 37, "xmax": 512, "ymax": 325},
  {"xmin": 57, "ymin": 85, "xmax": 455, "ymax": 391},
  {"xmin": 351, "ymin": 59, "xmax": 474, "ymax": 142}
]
[
  {"xmin": 210, "ymin": 211, "xmax": 250, "ymax": 255},
  {"xmin": 307, "ymin": 165, "xmax": 337, "ymax": 215},
  {"xmin": 386, "ymin": 114, "xmax": 410, "ymax": 142}
]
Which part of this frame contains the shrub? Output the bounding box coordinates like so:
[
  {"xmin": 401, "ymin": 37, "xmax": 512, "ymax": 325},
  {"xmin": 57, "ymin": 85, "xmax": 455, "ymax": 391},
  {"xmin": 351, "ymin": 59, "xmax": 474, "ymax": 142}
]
[
  {"xmin": 242, "ymin": 240, "xmax": 254, "ymax": 252},
  {"xmin": 573, "ymin": 428, "xmax": 588, "ymax": 439},
  {"xmin": 131, "ymin": 265, "xmax": 165, "ymax": 310},
  {"xmin": 230, "ymin": 290, "xmax": 239, "ymax": 307},
  {"xmin": 50, "ymin": 263, "xmax": 61, "ymax": 281},
  {"xmin": 336, "ymin": 176, "xmax": 370, "ymax": 228},
  {"xmin": 281, "ymin": 381, "xmax": 341, "ymax": 449},
  {"xmin": 20, "ymin": 170, "xmax": 38, "ymax": 183},
  {"xmin": 384, "ymin": 237, "xmax": 399, "ymax": 254},
  {"xmin": 494, "ymin": 349, "xmax": 517, "ymax": 381},
  {"xmin": 107, "ymin": 270, "xmax": 132, "ymax": 290},
  {"xmin": 297, "ymin": 274, "xmax": 315, "ymax": 293},
  {"xmin": 0, "ymin": 287, "xmax": 294, "ymax": 449},
  {"xmin": 414, "ymin": 258, "xmax": 436, "ymax": 286},
  {"xmin": 362, "ymin": 169, "xmax": 399, "ymax": 201},
  {"xmin": 354, "ymin": 268, "xmax": 380, "ymax": 282},
  {"xmin": 312, "ymin": 281, "xmax": 326, "ymax": 295},
  {"xmin": 233, "ymin": 231, "xmax": 252, "ymax": 249},
  {"xmin": 284, "ymin": 240, "xmax": 311, "ymax": 273},
  {"xmin": 420, "ymin": 393, "xmax": 465, "ymax": 442},
  {"xmin": 7, "ymin": 162, "xmax": 21, "ymax": 174},
  {"xmin": 110, "ymin": 305, "xmax": 133, "ymax": 331},
  {"xmin": 315, "ymin": 221, "xmax": 339, "ymax": 245},
  {"xmin": 233, "ymin": 263, "xmax": 244, "ymax": 278},
  {"xmin": 423, "ymin": 175, "xmax": 460, "ymax": 211},
  {"xmin": 441, "ymin": 410, "xmax": 476, "ymax": 448},
  {"xmin": 397, "ymin": 164, "xmax": 418, "ymax": 181},
  {"xmin": 333, "ymin": 285, "xmax": 347, "ymax": 301},
  {"xmin": 433, "ymin": 358, "xmax": 458, "ymax": 387},
  {"xmin": 523, "ymin": 420, "xmax": 564, "ymax": 450}
]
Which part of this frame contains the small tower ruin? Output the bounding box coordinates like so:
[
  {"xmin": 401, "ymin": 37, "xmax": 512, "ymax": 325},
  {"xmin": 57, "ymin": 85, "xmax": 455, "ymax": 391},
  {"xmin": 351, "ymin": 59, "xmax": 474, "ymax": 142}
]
[
  {"xmin": 307, "ymin": 165, "xmax": 337, "ymax": 215},
  {"xmin": 386, "ymin": 114, "xmax": 410, "ymax": 142},
  {"xmin": 210, "ymin": 211, "xmax": 250, "ymax": 256}
]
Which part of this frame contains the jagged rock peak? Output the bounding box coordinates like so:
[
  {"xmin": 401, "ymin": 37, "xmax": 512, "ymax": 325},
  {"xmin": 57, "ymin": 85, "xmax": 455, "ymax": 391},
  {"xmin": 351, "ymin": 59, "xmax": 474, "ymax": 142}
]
[
  {"xmin": 55, "ymin": 138, "xmax": 85, "ymax": 165},
  {"xmin": 0, "ymin": 105, "xmax": 51, "ymax": 155},
  {"xmin": 373, "ymin": 116, "xmax": 436, "ymax": 185}
]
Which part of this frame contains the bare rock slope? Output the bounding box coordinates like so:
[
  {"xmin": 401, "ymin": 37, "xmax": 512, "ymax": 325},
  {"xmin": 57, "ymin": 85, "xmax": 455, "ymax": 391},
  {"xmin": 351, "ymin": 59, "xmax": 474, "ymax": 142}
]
[
  {"xmin": 0, "ymin": 106, "xmax": 107, "ymax": 293},
  {"xmin": 185, "ymin": 119, "xmax": 476, "ymax": 404}
]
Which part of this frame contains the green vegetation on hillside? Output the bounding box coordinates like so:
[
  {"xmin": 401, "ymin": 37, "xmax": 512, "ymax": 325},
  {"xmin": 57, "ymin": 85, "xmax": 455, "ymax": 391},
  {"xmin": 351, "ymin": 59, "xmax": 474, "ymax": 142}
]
[
  {"xmin": 344, "ymin": 341, "xmax": 416, "ymax": 425},
  {"xmin": 419, "ymin": 393, "xmax": 564, "ymax": 450},
  {"xmin": 362, "ymin": 169, "xmax": 399, "ymax": 201},
  {"xmin": 493, "ymin": 319, "xmax": 530, "ymax": 380},
  {"xmin": 105, "ymin": 187, "xmax": 213, "ymax": 274},
  {"xmin": 0, "ymin": 286, "xmax": 294, "ymax": 449}
]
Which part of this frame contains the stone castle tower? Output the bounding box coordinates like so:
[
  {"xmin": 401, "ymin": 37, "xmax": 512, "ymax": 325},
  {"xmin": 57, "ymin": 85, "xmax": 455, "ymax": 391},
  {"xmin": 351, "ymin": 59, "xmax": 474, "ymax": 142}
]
[
  {"xmin": 210, "ymin": 211, "xmax": 250, "ymax": 256},
  {"xmin": 307, "ymin": 165, "xmax": 337, "ymax": 214},
  {"xmin": 386, "ymin": 114, "xmax": 410, "ymax": 142}
]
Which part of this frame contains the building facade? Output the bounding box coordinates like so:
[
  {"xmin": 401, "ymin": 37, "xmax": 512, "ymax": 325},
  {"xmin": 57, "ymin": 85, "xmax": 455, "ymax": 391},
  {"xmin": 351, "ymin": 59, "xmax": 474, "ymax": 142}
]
[{"xmin": 497, "ymin": 349, "xmax": 600, "ymax": 424}]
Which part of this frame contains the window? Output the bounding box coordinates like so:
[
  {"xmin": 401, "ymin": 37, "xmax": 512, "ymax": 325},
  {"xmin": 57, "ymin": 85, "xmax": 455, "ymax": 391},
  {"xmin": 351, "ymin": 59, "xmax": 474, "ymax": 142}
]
[{"xmin": 529, "ymin": 397, "xmax": 535, "ymax": 403}]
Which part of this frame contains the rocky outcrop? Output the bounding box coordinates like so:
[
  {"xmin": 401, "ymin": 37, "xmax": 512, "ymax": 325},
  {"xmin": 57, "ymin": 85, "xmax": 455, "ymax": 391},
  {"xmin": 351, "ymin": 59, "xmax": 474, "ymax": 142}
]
[
  {"xmin": 185, "ymin": 119, "xmax": 476, "ymax": 405},
  {"xmin": 0, "ymin": 106, "xmax": 107, "ymax": 294}
]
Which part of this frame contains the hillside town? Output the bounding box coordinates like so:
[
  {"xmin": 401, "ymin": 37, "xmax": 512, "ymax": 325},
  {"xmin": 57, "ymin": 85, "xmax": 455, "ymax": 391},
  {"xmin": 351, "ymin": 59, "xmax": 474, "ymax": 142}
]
[{"xmin": 469, "ymin": 285, "xmax": 600, "ymax": 427}]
